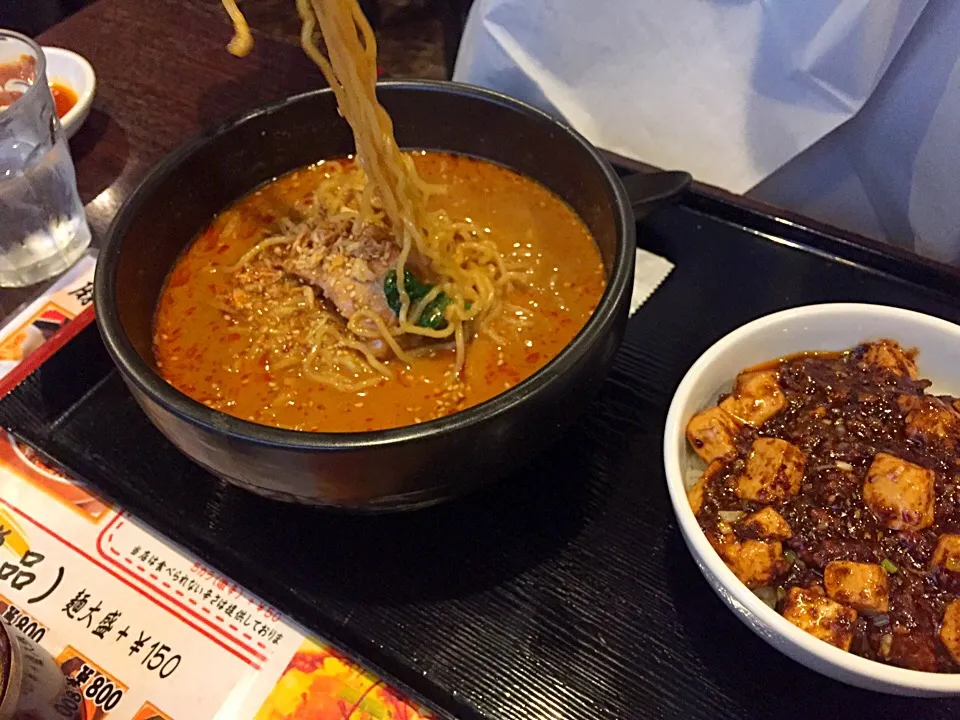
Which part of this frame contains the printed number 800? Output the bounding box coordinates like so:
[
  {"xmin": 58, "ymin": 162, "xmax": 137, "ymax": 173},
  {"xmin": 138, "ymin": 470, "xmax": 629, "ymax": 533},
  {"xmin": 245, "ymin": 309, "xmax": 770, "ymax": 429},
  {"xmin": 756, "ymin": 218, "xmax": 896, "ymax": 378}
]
[{"xmin": 85, "ymin": 676, "xmax": 123, "ymax": 711}]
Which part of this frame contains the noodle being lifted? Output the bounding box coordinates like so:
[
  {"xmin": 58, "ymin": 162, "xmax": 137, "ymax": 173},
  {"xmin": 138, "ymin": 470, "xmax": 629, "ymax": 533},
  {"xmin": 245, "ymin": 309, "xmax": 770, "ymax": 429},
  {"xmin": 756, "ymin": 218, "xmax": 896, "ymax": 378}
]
[
  {"xmin": 151, "ymin": 0, "xmax": 606, "ymax": 432},
  {"xmin": 218, "ymin": 0, "xmax": 512, "ymax": 375}
]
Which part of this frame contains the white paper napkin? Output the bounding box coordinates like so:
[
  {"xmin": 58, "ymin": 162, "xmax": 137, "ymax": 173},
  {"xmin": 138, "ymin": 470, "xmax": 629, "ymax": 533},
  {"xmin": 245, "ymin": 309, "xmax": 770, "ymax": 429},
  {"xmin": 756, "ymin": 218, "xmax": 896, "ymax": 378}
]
[
  {"xmin": 455, "ymin": 0, "xmax": 925, "ymax": 194},
  {"xmin": 455, "ymin": 0, "xmax": 960, "ymax": 265},
  {"xmin": 630, "ymin": 248, "xmax": 674, "ymax": 318}
]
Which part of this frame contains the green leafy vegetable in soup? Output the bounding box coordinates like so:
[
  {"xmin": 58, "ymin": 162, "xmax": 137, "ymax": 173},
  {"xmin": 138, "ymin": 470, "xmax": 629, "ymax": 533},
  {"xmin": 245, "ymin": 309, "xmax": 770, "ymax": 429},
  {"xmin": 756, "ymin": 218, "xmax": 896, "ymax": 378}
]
[{"xmin": 383, "ymin": 268, "xmax": 453, "ymax": 331}]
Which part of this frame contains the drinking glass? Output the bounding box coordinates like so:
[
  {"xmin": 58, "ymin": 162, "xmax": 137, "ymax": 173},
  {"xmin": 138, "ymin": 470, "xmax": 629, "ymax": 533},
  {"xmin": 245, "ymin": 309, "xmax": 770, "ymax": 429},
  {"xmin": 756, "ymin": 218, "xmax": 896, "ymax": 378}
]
[{"xmin": 0, "ymin": 30, "xmax": 91, "ymax": 287}]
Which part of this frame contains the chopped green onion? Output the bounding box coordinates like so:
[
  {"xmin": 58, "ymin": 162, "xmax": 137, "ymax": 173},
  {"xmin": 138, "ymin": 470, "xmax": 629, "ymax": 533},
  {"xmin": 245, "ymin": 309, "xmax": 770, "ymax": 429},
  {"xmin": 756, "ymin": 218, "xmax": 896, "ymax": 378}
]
[
  {"xmin": 881, "ymin": 559, "xmax": 898, "ymax": 574},
  {"xmin": 784, "ymin": 550, "xmax": 797, "ymax": 566},
  {"xmin": 754, "ymin": 586, "xmax": 778, "ymax": 609}
]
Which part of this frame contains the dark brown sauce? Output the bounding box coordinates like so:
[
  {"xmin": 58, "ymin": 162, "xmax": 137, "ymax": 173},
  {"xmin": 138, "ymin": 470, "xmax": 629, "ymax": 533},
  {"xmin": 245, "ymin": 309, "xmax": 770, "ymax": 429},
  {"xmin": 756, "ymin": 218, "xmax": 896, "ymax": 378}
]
[
  {"xmin": 695, "ymin": 343, "xmax": 960, "ymax": 672},
  {"xmin": 740, "ymin": 349, "xmax": 847, "ymax": 374}
]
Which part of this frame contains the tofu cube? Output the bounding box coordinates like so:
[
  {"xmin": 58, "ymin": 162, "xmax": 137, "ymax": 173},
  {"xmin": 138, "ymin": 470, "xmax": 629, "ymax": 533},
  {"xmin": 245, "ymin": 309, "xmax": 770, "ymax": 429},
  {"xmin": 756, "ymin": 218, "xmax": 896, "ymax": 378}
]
[
  {"xmin": 687, "ymin": 460, "xmax": 724, "ymax": 516},
  {"xmin": 742, "ymin": 507, "xmax": 792, "ymax": 540},
  {"xmin": 940, "ymin": 600, "xmax": 960, "ymax": 665},
  {"xmin": 931, "ymin": 534, "xmax": 960, "ymax": 573},
  {"xmin": 731, "ymin": 540, "xmax": 784, "ymax": 589},
  {"xmin": 823, "ymin": 561, "xmax": 890, "ymax": 613},
  {"xmin": 686, "ymin": 407, "xmax": 741, "ymax": 462},
  {"xmin": 860, "ymin": 340, "xmax": 918, "ymax": 380},
  {"xmin": 863, "ymin": 453, "xmax": 935, "ymax": 531},
  {"xmin": 781, "ymin": 586, "xmax": 858, "ymax": 651},
  {"xmin": 720, "ymin": 370, "xmax": 786, "ymax": 427},
  {"xmin": 736, "ymin": 438, "xmax": 807, "ymax": 503},
  {"xmin": 898, "ymin": 395, "xmax": 960, "ymax": 446},
  {"xmin": 710, "ymin": 533, "xmax": 784, "ymax": 589}
]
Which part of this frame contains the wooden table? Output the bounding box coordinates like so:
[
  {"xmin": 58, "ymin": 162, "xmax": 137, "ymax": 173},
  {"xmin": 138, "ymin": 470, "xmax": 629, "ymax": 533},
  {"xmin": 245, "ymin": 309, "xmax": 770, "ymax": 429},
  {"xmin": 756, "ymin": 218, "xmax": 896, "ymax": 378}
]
[
  {"xmin": 47, "ymin": 0, "xmax": 325, "ymax": 236},
  {"xmin": 0, "ymin": 0, "xmax": 322, "ymax": 318}
]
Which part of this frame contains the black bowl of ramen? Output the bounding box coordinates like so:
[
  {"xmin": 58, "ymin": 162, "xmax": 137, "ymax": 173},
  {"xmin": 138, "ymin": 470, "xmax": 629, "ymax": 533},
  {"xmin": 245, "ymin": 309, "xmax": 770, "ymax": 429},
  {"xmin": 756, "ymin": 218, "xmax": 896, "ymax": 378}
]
[{"xmin": 94, "ymin": 81, "xmax": 688, "ymax": 509}]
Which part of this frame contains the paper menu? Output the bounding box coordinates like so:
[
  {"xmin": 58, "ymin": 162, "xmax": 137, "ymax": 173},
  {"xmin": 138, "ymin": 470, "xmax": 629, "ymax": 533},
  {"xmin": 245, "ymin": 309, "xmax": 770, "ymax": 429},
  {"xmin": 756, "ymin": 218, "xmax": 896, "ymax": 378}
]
[{"xmin": 0, "ymin": 433, "xmax": 436, "ymax": 720}]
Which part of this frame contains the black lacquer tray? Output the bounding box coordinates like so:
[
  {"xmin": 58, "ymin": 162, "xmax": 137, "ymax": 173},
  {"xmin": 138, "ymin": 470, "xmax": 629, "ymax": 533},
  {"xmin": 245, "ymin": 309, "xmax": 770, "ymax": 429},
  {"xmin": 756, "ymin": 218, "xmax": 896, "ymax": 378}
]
[{"xmin": 4, "ymin": 187, "xmax": 960, "ymax": 719}]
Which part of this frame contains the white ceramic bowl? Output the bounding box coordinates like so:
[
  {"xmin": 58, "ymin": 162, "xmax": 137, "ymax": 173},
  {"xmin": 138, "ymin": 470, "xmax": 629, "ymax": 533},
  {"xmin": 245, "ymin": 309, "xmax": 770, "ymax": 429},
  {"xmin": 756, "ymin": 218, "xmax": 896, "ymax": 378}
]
[
  {"xmin": 42, "ymin": 46, "xmax": 95, "ymax": 139},
  {"xmin": 663, "ymin": 303, "xmax": 960, "ymax": 696}
]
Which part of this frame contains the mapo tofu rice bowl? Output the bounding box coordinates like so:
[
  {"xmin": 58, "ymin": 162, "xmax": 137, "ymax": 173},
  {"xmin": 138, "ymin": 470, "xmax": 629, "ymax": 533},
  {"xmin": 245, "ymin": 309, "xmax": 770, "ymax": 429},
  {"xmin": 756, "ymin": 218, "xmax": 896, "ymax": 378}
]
[{"xmin": 664, "ymin": 304, "xmax": 960, "ymax": 695}]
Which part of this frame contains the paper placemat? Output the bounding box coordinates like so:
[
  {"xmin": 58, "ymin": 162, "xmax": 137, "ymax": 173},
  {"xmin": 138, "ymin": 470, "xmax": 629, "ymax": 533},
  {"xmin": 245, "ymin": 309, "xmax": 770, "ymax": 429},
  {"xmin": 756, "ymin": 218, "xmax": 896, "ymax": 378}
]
[{"xmin": 0, "ymin": 436, "xmax": 435, "ymax": 719}]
